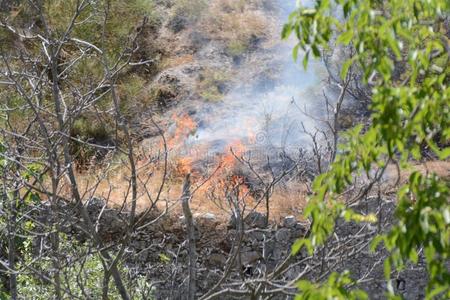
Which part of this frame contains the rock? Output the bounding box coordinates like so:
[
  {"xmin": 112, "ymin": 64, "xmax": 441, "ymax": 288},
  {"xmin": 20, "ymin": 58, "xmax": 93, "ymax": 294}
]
[
  {"xmin": 285, "ymin": 265, "xmax": 304, "ymax": 280},
  {"xmin": 283, "ymin": 215, "xmax": 297, "ymax": 228},
  {"xmin": 168, "ymin": 14, "xmax": 188, "ymax": 33},
  {"xmin": 275, "ymin": 228, "xmax": 291, "ymax": 243},
  {"xmin": 196, "ymin": 213, "xmax": 218, "ymax": 230},
  {"xmin": 247, "ymin": 230, "xmax": 265, "ymax": 242},
  {"xmin": 85, "ymin": 197, "xmax": 125, "ymax": 238},
  {"xmin": 228, "ymin": 211, "xmax": 267, "ymax": 229},
  {"xmin": 291, "ymin": 226, "xmax": 306, "ymax": 238},
  {"xmin": 132, "ymin": 240, "xmax": 147, "ymax": 250},
  {"xmin": 137, "ymin": 249, "xmax": 149, "ymax": 262},
  {"xmin": 208, "ymin": 253, "xmax": 227, "ymax": 268},
  {"xmin": 240, "ymin": 251, "xmax": 261, "ymax": 266},
  {"xmin": 264, "ymin": 240, "xmax": 276, "ymax": 257},
  {"xmin": 245, "ymin": 211, "xmax": 267, "ymax": 228},
  {"xmin": 229, "ymin": 212, "xmax": 267, "ymax": 229},
  {"xmin": 272, "ymin": 248, "xmax": 284, "ymax": 261},
  {"xmin": 202, "ymin": 213, "xmax": 216, "ymax": 221}
]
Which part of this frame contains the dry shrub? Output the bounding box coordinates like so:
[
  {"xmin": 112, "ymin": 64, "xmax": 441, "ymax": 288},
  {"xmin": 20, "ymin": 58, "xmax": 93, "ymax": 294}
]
[
  {"xmin": 70, "ymin": 114, "xmax": 114, "ymax": 165},
  {"xmin": 196, "ymin": 68, "xmax": 232, "ymax": 101},
  {"xmin": 172, "ymin": 0, "xmax": 208, "ymax": 22},
  {"xmin": 160, "ymin": 54, "xmax": 194, "ymax": 69},
  {"xmin": 117, "ymin": 74, "xmax": 152, "ymax": 117},
  {"xmin": 202, "ymin": 0, "xmax": 273, "ymax": 56},
  {"xmin": 148, "ymin": 83, "xmax": 178, "ymax": 108}
]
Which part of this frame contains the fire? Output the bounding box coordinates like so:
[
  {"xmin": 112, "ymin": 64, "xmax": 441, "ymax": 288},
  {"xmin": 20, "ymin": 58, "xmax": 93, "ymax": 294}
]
[
  {"xmin": 193, "ymin": 140, "xmax": 253, "ymax": 203},
  {"xmin": 164, "ymin": 113, "xmax": 198, "ymax": 176},
  {"xmin": 163, "ymin": 113, "xmax": 256, "ymax": 204},
  {"xmin": 219, "ymin": 140, "xmax": 247, "ymax": 169},
  {"xmin": 228, "ymin": 174, "xmax": 250, "ymax": 196},
  {"xmin": 175, "ymin": 156, "xmax": 194, "ymax": 176},
  {"xmin": 166, "ymin": 114, "xmax": 197, "ymax": 149}
]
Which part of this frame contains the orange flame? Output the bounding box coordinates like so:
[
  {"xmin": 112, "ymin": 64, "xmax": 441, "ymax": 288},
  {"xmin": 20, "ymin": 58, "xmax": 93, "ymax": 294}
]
[
  {"xmin": 167, "ymin": 114, "xmax": 197, "ymax": 149},
  {"xmin": 164, "ymin": 114, "xmax": 197, "ymax": 176},
  {"xmin": 163, "ymin": 114, "xmax": 258, "ymax": 201},
  {"xmin": 175, "ymin": 156, "xmax": 194, "ymax": 176},
  {"xmin": 219, "ymin": 140, "xmax": 246, "ymax": 169}
]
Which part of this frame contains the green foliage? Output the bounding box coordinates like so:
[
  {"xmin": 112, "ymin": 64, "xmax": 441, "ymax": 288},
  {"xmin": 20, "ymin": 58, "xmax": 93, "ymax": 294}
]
[
  {"xmin": 17, "ymin": 237, "xmax": 155, "ymax": 299},
  {"xmin": 0, "ymin": 144, "xmax": 153, "ymax": 299},
  {"xmin": 44, "ymin": 0, "xmax": 159, "ymax": 58},
  {"xmin": 0, "ymin": 146, "xmax": 44, "ymax": 297},
  {"xmin": 159, "ymin": 252, "xmax": 171, "ymax": 264},
  {"xmin": 1, "ymin": 0, "xmax": 159, "ymax": 59},
  {"xmin": 0, "ymin": 92, "xmax": 32, "ymax": 132},
  {"xmin": 70, "ymin": 115, "xmax": 112, "ymax": 163},
  {"xmin": 284, "ymin": 0, "xmax": 449, "ymax": 298},
  {"xmin": 1, "ymin": 0, "xmax": 159, "ymax": 165},
  {"xmin": 296, "ymin": 271, "xmax": 367, "ymax": 300},
  {"xmin": 372, "ymin": 173, "xmax": 450, "ymax": 298},
  {"xmin": 117, "ymin": 74, "xmax": 150, "ymax": 116},
  {"xmin": 71, "ymin": 116, "xmax": 110, "ymax": 142}
]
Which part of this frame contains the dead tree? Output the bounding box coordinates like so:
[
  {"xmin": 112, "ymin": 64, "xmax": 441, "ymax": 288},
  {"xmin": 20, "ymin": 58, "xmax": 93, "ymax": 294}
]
[
  {"xmin": 181, "ymin": 174, "xmax": 197, "ymax": 300},
  {"xmin": 0, "ymin": 1, "xmax": 167, "ymax": 298}
]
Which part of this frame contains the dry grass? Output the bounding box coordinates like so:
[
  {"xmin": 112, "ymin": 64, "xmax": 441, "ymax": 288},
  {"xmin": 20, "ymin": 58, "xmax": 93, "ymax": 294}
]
[
  {"xmin": 201, "ymin": 0, "xmax": 275, "ymax": 56},
  {"xmin": 160, "ymin": 54, "xmax": 194, "ymax": 69},
  {"xmin": 196, "ymin": 68, "xmax": 232, "ymax": 101},
  {"xmin": 67, "ymin": 147, "xmax": 310, "ymax": 223},
  {"xmin": 67, "ymin": 157, "xmax": 450, "ymax": 224},
  {"xmin": 384, "ymin": 160, "xmax": 450, "ymax": 187},
  {"xmin": 172, "ymin": 0, "xmax": 208, "ymax": 22}
]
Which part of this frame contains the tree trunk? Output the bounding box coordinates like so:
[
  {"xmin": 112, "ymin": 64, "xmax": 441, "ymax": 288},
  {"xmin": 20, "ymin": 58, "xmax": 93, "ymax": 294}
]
[{"xmin": 181, "ymin": 174, "xmax": 197, "ymax": 300}]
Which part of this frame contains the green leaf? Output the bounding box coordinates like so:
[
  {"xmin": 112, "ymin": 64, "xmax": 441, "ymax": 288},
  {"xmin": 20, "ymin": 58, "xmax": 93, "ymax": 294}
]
[
  {"xmin": 282, "ymin": 24, "xmax": 293, "ymax": 39},
  {"xmin": 341, "ymin": 58, "xmax": 353, "ymax": 79},
  {"xmin": 159, "ymin": 253, "xmax": 171, "ymax": 263},
  {"xmin": 384, "ymin": 259, "xmax": 391, "ymax": 280},
  {"xmin": 311, "ymin": 44, "xmax": 321, "ymax": 57},
  {"xmin": 293, "ymin": 44, "xmax": 300, "ymax": 61},
  {"xmin": 292, "ymin": 238, "xmax": 313, "ymax": 255},
  {"xmin": 302, "ymin": 50, "xmax": 310, "ymax": 69},
  {"xmin": 370, "ymin": 235, "xmax": 384, "ymax": 252}
]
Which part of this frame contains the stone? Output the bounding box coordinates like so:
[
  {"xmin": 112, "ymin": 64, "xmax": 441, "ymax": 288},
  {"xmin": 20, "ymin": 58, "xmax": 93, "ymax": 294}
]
[
  {"xmin": 248, "ymin": 230, "xmax": 265, "ymax": 242},
  {"xmin": 132, "ymin": 241, "xmax": 147, "ymax": 250},
  {"xmin": 208, "ymin": 253, "xmax": 227, "ymax": 267},
  {"xmin": 137, "ymin": 249, "xmax": 149, "ymax": 262},
  {"xmin": 202, "ymin": 213, "xmax": 216, "ymax": 221},
  {"xmin": 275, "ymin": 228, "xmax": 291, "ymax": 243},
  {"xmin": 283, "ymin": 215, "xmax": 297, "ymax": 228},
  {"xmin": 245, "ymin": 211, "xmax": 267, "ymax": 228},
  {"xmin": 272, "ymin": 248, "xmax": 284, "ymax": 261},
  {"xmin": 263, "ymin": 240, "xmax": 276, "ymax": 258},
  {"xmin": 84, "ymin": 197, "xmax": 126, "ymax": 238},
  {"xmin": 240, "ymin": 251, "xmax": 261, "ymax": 266},
  {"xmin": 168, "ymin": 14, "xmax": 188, "ymax": 33},
  {"xmin": 228, "ymin": 212, "xmax": 267, "ymax": 229}
]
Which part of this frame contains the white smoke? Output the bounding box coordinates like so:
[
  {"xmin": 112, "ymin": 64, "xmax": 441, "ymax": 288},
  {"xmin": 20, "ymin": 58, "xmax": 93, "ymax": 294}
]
[{"xmin": 184, "ymin": 0, "xmax": 327, "ymax": 157}]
